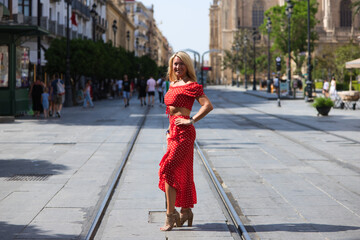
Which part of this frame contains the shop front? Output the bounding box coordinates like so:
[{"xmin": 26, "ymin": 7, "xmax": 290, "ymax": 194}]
[{"xmin": 0, "ymin": 25, "xmax": 48, "ymax": 116}]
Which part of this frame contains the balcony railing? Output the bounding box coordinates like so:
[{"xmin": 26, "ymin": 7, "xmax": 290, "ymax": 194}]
[{"xmin": 72, "ymin": 0, "xmax": 90, "ymax": 19}]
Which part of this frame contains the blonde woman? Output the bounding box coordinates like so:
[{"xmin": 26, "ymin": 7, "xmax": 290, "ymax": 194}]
[{"xmin": 158, "ymin": 51, "xmax": 213, "ymax": 231}]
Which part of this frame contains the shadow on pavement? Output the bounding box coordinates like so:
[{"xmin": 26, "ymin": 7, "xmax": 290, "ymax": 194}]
[
  {"xmin": 0, "ymin": 221, "xmax": 77, "ymax": 240},
  {"xmin": 0, "ymin": 159, "xmax": 68, "ymax": 178}
]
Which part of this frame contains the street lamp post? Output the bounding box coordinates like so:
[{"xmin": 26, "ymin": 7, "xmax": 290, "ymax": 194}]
[
  {"xmin": 252, "ymin": 28, "xmax": 258, "ymax": 91},
  {"xmin": 266, "ymin": 17, "xmax": 272, "ymax": 93},
  {"xmin": 243, "ymin": 35, "xmax": 248, "ymax": 89},
  {"xmin": 305, "ymin": 0, "xmax": 313, "ymax": 101},
  {"xmin": 112, "ymin": 20, "xmax": 117, "ymax": 47},
  {"xmin": 126, "ymin": 31, "xmax": 130, "ymax": 51},
  {"xmin": 235, "ymin": 42, "xmax": 240, "ymax": 87},
  {"xmin": 286, "ymin": 0, "xmax": 293, "ymax": 96},
  {"xmin": 64, "ymin": 0, "xmax": 73, "ymax": 107},
  {"xmin": 90, "ymin": 4, "xmax": 97, "ymax": 42}
]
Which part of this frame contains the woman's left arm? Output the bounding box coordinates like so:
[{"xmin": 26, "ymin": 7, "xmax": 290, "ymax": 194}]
[{"xmin": 192, "ymin": 95, "xmax": 213, "ymax": 124}]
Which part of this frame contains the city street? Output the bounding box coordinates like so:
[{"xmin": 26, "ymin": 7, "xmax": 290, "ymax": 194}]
[{"xmin": 0, "ymin": 85, "xmax": 359, "ymax": 240}]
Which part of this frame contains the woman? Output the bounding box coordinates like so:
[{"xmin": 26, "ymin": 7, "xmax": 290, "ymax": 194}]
[
  {"xmin": 29, "ymin": 77, "xmax": 44, "ymax": 117},
  {"xmin": 329, "ymin": 77, "xmax": 337, "ymax": 100},
  {"xmin": 83, "ymin": 80, "xmax": 94, "ymax": 108},
  {"xmin": 158, "ymin": 51, "xmax": 213, "ymax": 231}
]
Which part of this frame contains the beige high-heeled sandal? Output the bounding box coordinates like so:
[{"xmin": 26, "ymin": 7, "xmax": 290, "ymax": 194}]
[
  {"xmin": 179, "ymin": 208, "xmax": 193, "ymax": 227},
  {"xmin": 160, "ymin": 209, "xmax": 180, "ymax": 231}
]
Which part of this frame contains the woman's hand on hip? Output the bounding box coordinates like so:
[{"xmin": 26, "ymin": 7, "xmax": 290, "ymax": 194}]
[{"xmin": 174, "ymin": 118, "xmax": 192, "ymax": 126}]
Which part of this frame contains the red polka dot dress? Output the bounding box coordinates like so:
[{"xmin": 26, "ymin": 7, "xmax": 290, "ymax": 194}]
[{"xmin": 159, "ymin": 82, "xmax": 204, "ymax": 208}]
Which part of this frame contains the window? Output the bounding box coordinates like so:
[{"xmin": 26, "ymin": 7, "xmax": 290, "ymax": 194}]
[
  {"xmin": 0, "ymin": 46, "xmax": 9, "ymax": 88},
  {"xmin": 16, "ymin": 47, "xmax": 30, "ymax": 88},
  {"xmin": 252, "ymin": 0, "xmax": 264, "ymax": 28},
  {"xmin": 18, "ymin": 0, "xmax": 32, "ymax": 16},
  {"xmin": 340, "ymin": 0, "xmax": 352, "ymax": 27}
]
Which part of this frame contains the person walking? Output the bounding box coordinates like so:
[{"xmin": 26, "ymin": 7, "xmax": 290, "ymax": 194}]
[
  {"xmin": 116, "ymin": 78, "xmax": 123, "ymax": 98},
  {"xmin": 157, "ymin": 77, "xmax": 165, "ymax": 106},
  {"xmin": 329, "ymin": 77, "xmax": 337, "ymax": 100},
  {"xmin": 83, "ymin": 80, "xmax": 94, "ymax": 108},
  {"xmin": 122, "ymin": 74, "xmax": 131, "ymax": 107},
  {"xmin": 137, "ymin": 76, "xmax": 147, "ymax": 106},
  {"xmin": 50, "ymin": 73, "xmax": 65, "ymax": 118},
  {"xmin": 158, "ymin": 51, "xmax": 213, "ymax": 231},
  {"xmin": 41, "ymin": 87, "xmax": 50, "ymax": 118},
  {"xmin": 322, "ymin": 79, "xmax": 329, "ymax": 98},
  {"xmin": 146, "ymin": 76, "xmax": 156, "ymax": 107},
  {"xmin": 29, "ymin": 77, "xmax": 44, "ymax": 117}
]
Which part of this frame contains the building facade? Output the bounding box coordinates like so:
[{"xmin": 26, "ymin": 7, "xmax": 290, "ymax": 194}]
[
  {"xmin": 125, "ymin": 0, "xmax": 171, "ymax": 66},
  {"xmin": 209, "ymin": 0, "xmax": 360, "ymax": 85}
]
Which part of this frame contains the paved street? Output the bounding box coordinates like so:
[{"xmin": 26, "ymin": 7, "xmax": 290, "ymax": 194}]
[{"xmin": 0, "ymin": 85, "xmax": 359, "ymax": 240}]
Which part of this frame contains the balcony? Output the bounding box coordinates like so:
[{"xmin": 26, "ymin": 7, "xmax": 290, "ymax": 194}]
[{"xmin": 72, "ymin": 0, "xmax": 91, "ymax": 20}]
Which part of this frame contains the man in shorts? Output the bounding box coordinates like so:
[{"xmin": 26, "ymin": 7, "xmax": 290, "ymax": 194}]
[
  {"xmin": 147, "ymin": 76, "xmax": 156, "ymax": 107},
  {"xmin": 122, "ymin": 74, "xmax": 131, "ymax": 107},
  {"xmin": 50, "ymin": 73, "xmax": 65, "ymax": 118}
]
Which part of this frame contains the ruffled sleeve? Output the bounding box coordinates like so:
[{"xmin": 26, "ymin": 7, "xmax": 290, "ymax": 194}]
[{"xmin": 185, "ymin": 83, "xmax": 204, "ymax": 98}]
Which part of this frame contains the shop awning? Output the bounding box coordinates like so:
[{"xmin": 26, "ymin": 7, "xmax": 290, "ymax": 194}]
[
  {"xmin": 0, "ymin": 25, "xmax": 49, "ymax": 37},
  {"xmin": 345, "ymin": 58, "xmax": 360, "ymax": 69}
]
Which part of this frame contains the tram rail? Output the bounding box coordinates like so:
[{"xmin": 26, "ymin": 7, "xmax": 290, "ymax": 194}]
[
  {"xmin": 83, "ymin": 106, "xmax": 251, "ymax": 240},
  {"xmin": 85, "ymin": 108, "xmax": 149, "ymax": 240}
]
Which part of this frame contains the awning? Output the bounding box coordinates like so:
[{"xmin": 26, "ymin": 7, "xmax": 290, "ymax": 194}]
[
  {"xmin": 345, "ymin": 58, "xmax": 360, "ymax": 69},
  {"xmin": 0, "ymin": 25, "xmax": 49, "ymax": 37}
]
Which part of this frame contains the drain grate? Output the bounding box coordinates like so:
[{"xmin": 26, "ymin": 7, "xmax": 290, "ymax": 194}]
[{"xmin": 6, "ymin": 174, "xmax": 52, "ymax": 181}]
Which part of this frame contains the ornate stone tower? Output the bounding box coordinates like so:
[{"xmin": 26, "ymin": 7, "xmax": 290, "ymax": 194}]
[{"xmin": 209, "ymin": 0, "xmax": 360, "ymax": 85}]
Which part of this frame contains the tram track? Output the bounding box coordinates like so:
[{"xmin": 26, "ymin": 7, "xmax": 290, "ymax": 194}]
[
  {"xmin": 82, "ymin": 106, "xmax": 250, "ymax": 240},
  {"xmin": 84, "ymin": 108, "xmax": 150, "ymax": 240}
]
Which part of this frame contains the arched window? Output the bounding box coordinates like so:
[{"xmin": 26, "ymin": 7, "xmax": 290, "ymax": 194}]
[
  {"xmin": 252, "ymin": 0, "xmax": 264, "ymax": 28},
  {"xmin": 340, "ymin": 0, "xmax": 352, "ymax": 27}
]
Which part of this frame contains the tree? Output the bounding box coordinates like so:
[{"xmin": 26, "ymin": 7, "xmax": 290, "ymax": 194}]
[
  {"xmin": 45, "ymin": 38, "xmax": 161, "ymax": 103},
  {"xmin": 222, "ymin": 29, "xmax": 253, "ymax": 83},
  {"xmin": 260, "ymin": 0, "xmax": 318, "ymax": 75},
  {"xmin": 352, "ymin": 0, "xmax": 360, "ymax": 16}
]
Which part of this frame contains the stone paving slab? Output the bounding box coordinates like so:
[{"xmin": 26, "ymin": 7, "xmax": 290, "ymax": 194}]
[
  {"xmin": 0, "ymin": 100, "xmax": 147, "ymax": 239},
  {"xmin": 95, "ymin": 105, "xmax": 236, "ymax": 240},
  {"xmin": 196, "ymin": 86, "xmax": 360, "ymax": 240}
]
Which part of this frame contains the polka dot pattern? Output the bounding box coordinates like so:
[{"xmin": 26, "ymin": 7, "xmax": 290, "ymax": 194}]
[
  {"xmin": 159, "ymin": 82, "xmax": 204, "ymax": 208},
  {"xmin": 164, "ymin": 82, "xmax": 204, "ymax": 115},
  {"xmin": 159, "ymin": 115, "xmax": 197, "ymax": 208}
]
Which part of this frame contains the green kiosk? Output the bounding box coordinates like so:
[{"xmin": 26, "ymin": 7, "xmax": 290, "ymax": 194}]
[{"xmin": 0, "ymin": 25, "xmax": 48, "ymax": 119}]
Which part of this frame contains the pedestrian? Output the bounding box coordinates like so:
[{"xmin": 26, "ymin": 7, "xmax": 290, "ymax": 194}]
[
  {"xmin": 322, "ymin": 79, "xmax": 329, "ymax": 98},
  {"xmin": 41, "ymin": 87, "xmax": 50, "ymax": 118},
  {"xmin": 116, "ymin": 78, "xmax": 123, "ymax": 98},
  {"xmin": 122, "ymin": 74, "xmax": 131, "ymax": 107},
  {"xmin": 137, "ymin": 76, "xmax": 147, "ymax": 106},
  {"xmin": 146, "ymin": 76, "xmax": 156, "ymax": 107},
  {"xmin": 83, "ymin": 80, "xmax": 94, "ymax": 108},
  {"xmin": 29, "ymin": 77, "xmax": 44, "ymax": 117},
  {"xmin": 50, "ymin": 73, "xmax": 65, "ymax": 118},
  {"xmin": 162, "ymin": 77, "xmax": 170, "ymax": 96},
  {"xmin": 158, "ymin": 51, "xmax": 213, "ymax": 231},
  {"xmin": 329, "ymin": 77, "xmax": 337, "ymax": 100},
  {"xmin": 157, "ymin": 77, "xmax": 165, "ymax": 105}
]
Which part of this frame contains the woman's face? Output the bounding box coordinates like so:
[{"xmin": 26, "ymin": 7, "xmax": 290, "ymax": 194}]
[{"xmin": 173, "ymin": 56, "xmax": 187, "ymax": 79}]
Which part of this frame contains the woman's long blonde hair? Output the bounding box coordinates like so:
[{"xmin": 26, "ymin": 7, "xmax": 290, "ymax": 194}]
[{"xmin": 167, "ymin": 51, "xmax": 197, "ymax": 82}]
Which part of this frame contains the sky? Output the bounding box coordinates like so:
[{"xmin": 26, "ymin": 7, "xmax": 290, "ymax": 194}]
[{"xmin": 139, "ymin": 0, "xmax": 212, "ymax": 61}]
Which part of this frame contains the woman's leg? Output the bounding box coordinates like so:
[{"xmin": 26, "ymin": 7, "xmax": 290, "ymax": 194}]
[{"xmin": 165, "ymin": 182, "xmax": 176, "ymax": 214}]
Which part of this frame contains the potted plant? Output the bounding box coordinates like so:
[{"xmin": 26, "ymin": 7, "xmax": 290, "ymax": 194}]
[{"xmin": 312, "ymin": 97, "xmax": 334, "ymax": 116}]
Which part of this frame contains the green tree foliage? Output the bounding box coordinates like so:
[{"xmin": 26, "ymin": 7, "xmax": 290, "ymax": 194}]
[
  {"xmin": 315, "ymin": 43, "xmax": 360, "ymax": 84},
  {"xmin": 260, "ymin": 0, "xmax": 318, "ymax": 75},
  {"xmin": 222, "ymin": 29, "xmax": 253, "ymax": 82},
  {"xmin": 45, "ymin": 38, "xmax": 161, "ymax": 103}
]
